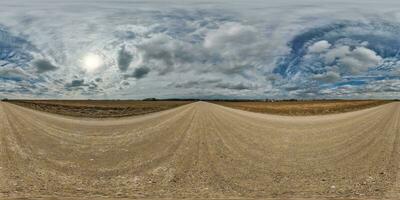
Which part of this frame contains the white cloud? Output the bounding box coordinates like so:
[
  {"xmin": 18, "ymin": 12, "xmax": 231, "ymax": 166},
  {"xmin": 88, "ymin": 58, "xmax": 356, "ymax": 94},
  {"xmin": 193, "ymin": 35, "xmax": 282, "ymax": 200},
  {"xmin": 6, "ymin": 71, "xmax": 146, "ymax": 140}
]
[
  {"xmin": 338, "ymin": 47, "xmax": 382, "ymax": 74},
  {"xmin": 308, "ymin": 40, "xmax": 331, "ymax": 53},
  {"xmin": 324, "ymin": 46, "xmax": 351, "ymax": 64},
  {"xmin": 323, "ymin": 46, "xmax": 382, "ymax": 74},
  {"xmin": 203, "ymin": 22, "xmax": 272, "ymax": 74},
  {"xmin": 204, "ymin": 22, "xmax": 258, "ymax": 49},
  {"xmin": 351, "ymin": 47, "xmax": 382, "ymax": 66}
]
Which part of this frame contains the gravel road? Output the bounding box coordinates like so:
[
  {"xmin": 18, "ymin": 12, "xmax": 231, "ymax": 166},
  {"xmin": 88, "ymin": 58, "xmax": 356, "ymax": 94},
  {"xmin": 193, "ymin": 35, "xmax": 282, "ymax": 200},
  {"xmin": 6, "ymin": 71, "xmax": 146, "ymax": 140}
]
[{"xmin": 1, "ymin": 101, "xmax": 399, "ymax": 199}]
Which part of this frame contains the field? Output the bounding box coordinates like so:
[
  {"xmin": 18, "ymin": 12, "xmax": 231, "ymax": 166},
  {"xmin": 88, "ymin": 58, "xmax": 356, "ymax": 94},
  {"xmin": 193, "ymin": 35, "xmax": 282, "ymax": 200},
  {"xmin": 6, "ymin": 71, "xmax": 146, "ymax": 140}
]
[
  {"xmin": 5, "ymin": 100, "xmax": 391, "ymax": 118},
  {"xmin": 6, "ymin": 100, "xmax": 192, "ymax": 118},
  {"xmin": 212, "ymin": 100, "xmax": 391, "ymax": 115},
  {"xmin": 1, "ymin": 100, "xmax": 400, "ymax": 199}
]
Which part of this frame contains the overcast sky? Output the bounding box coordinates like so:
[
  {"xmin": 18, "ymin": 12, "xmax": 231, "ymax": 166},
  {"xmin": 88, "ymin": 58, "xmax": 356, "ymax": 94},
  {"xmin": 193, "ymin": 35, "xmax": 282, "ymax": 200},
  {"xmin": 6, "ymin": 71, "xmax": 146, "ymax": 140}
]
[{"xmin": 0, "ymin": 0, "xmax": 399, "ymax": 99}]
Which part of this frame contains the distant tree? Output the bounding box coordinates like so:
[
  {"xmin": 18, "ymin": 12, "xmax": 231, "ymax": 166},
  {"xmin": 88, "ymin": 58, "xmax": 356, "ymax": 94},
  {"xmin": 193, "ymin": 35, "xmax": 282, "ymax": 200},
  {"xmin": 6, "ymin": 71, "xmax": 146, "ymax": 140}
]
[
  {"xmin": 1, "ymin": 98, "xmax": 9, "ymax": 101},
  {"xmin": 143, "ymin": 98, "xmax": 157, "ymax": 101}
]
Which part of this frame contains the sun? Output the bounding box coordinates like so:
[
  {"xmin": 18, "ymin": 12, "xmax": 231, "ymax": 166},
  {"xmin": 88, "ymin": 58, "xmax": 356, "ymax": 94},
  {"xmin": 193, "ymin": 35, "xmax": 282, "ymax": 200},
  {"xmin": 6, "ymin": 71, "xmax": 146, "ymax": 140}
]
[{"xmin": 82, "ymin": 53, "xmax": 103, "ymax": 72}]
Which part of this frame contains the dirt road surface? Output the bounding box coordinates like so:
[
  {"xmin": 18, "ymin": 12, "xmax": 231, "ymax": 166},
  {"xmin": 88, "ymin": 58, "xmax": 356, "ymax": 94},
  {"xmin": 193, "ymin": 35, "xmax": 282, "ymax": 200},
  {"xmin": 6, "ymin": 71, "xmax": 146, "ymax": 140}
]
[{"xmin": 1, "ymin": 101, "xmax": 400, "ymax": 199}]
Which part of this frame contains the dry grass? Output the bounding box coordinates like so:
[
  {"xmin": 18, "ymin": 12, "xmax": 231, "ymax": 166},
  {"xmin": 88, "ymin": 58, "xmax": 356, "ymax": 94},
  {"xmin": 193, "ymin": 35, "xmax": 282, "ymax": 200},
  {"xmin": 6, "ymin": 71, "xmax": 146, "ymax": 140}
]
[
  {"xmin": 8, "ymin": 100, "xmax": 192, "ymax": 118},
  {"xmin": 211, "ymin": 100, "xmax": 392, "ymax": 116},
  {"xmin": 6, "ymin": 100, "xmax": 392, "ymax": 117}
]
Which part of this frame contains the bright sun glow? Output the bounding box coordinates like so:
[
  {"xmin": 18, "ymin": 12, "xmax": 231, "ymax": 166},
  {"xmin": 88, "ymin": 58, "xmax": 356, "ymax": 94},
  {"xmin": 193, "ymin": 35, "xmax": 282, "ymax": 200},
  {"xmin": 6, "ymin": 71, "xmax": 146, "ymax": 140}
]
[{"xmin": 82, "ymin": 53, "xmax": 103, "ymax": 72}]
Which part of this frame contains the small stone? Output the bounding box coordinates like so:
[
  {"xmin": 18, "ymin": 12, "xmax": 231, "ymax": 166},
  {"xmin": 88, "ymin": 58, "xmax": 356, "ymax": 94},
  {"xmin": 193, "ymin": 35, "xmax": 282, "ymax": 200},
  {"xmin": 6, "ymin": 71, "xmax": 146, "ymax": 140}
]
[{"xmin": 330, "ymin": 185, "xmax": 336, "ymax": 189}]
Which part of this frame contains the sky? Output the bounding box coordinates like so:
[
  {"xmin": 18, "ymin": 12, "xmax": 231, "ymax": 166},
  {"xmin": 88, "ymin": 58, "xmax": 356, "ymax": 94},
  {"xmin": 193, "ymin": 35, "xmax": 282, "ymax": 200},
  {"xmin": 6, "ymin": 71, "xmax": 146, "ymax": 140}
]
[{"xmin": 0, "ymin": 0, "xmax": 399, "ymax": 99}]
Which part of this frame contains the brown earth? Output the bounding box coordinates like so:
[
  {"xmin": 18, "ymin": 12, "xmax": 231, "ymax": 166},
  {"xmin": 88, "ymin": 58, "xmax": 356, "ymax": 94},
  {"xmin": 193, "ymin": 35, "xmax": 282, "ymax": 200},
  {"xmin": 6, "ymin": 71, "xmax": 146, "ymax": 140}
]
[
  {"xmin": 0, "ymin": 101, "xmax": 400, "ymax": 200},
  {"xmin": 212, "ymin": 100, "xmax": 391, "ymax": 116},
  {"xmin": 6, "ymin": 100, "xmax": 192, "ymax": 118}
]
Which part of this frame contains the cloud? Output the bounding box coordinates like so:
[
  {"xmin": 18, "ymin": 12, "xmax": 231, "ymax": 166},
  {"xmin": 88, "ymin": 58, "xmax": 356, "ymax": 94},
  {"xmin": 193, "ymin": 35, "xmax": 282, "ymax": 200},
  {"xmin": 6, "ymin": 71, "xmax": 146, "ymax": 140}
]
[
  {"xmin": 0, "ymin": 27, "xmax": 36, "ymax": 68},
  {"xmin": 364, "ymin": 79, "xmax": 400, "ymax": 93},
  {"xmin": 215, "ymin": 82, "xmax": 259, "ymax": 90},
  {"xmin": 335, "ymin": 47, "xmax": 382, "ymax": 74},
  {"xmin": 65, "ymin": 79, "xmax": 86, "ymax": 88},
  {"xmin": 136, "ymin": 34, "xmax": 203, "ymax": 75},
  {"xmin": 173, "ymin": 79, "xmax": 220, "ymax": 88},
  {"xmin": 32, "ymin": 59, "xmax": 58, "ymax": 73},
  {"xmin": 132, "ymin": 66, "xmax": 150, "ymax": 79},
  {"xmin": 171, "ymin": 79, "xmax": 259, "ymax": 91},
  {"xmin": 348, "ymin": 47, "xmax": 382, "ymax": 66},
  {"xmin": 203, "ymin": 22, "xmax": 271, "ymax": 74},
  {"xmin": 117, "ymin": 46, "xmax": 133, "ymax": 72},
  {"xmin": 174, "ymin": 80, "xmax": 200, "ymax": 88},
  {"xmin": 136, "ymin": 35, "xmax": 179, "ymax": 75},
  {"xmin": 324, "ymin": 46, "xmax": 351, "ymax": 64},
  {"xmin": 0, "ymin": 66, "xmax": 31, "ymax": 81},
  {"xmin": 204, "ymin": 22, "xmax": 258, "ymax": 49},
  {"xmin": 319, "ymin": 79, "xmax": 400, "ymax": 98},
  {"xmin": 63, "ymin": 79, "xmax": 104, "ymax": 95},
  {"xmin": 121, "ymin": 80, "xmax": 130, "ymax": 86},
  {"xmin": 312, "ymin": 71, "xmax": 341, "ymax": 83},
  {"xmin": 308, "ymin": 40, "xmax": 332, "ymax": 53}
]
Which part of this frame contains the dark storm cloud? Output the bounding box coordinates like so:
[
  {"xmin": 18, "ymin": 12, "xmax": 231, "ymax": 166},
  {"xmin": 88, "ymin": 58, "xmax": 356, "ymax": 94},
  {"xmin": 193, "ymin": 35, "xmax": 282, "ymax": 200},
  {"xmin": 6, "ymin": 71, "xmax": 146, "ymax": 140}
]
[
  {"xmin": 65, "ymin": 79, "xmax": 86, "ymax": 88},
  {"xmin": 133, "ymin": 66, "xmax": 150, "ymax": 79},
  {"xmin": 63, "ymin": 79, "xmax": 103, "ymax": 94},
  {"xmin": 32, "ymin": 59, "xmax": 58, "ymax": 73},
  {"xmin": 117, "ymin": 46, "xmax": 133, "ymax": 72}
]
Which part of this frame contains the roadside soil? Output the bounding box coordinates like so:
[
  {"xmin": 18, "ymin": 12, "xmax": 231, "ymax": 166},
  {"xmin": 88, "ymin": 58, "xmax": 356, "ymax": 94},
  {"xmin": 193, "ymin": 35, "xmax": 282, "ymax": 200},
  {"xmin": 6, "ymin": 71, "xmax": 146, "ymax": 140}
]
[
  {"xmin": 6, "ymin": 100, "xmax": 192, "ymax": 118},
  {"xmin": 212, "ymin": 100, "xmax": 391, "ymax": 116}
]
